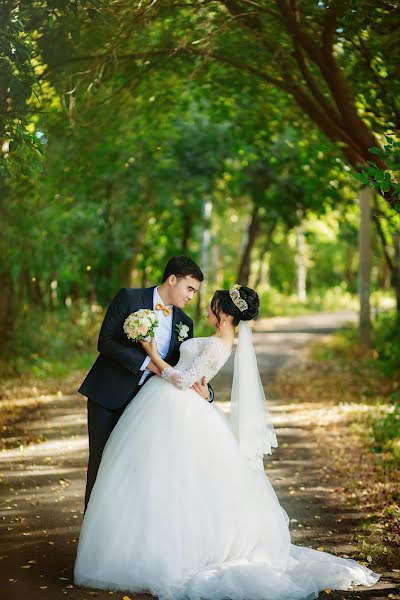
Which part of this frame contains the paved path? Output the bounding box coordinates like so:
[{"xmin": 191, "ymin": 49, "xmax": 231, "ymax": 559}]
[{"xmin": 0, "ymin": 311, "xmax": 397, "ymax": 599}]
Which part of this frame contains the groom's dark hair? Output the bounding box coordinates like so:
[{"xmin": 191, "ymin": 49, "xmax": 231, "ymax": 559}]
[{"xmin": 162, "ymin": 256, "xmax": 204, "ymax": 283}]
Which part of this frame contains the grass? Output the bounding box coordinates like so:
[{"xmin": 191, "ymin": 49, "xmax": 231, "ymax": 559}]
[
  {"xmin": 0, "ymin": 305, "xmax": 101, "ymax": 382},
  {"xmin": 0, "ymin": 289, "xmax": 396, "ymax": 393},
  {"xmin": 273, "ymin": 311, "xmax": 400, "ymax": 569},
  {"xmin": 310, "ymin": 312, "xmax": 400, "ymax": 466},
  {"xmin": 258, "ymin": 286, "xmax": 358, "ymax": 317}
]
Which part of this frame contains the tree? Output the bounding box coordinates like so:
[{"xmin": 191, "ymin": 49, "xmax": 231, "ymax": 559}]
[{"xmin": 38, "ymin": 0, "xmax": 400, "ymax": 212}]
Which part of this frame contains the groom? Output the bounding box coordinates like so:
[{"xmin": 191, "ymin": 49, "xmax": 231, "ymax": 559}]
[{"xmin": 79, "ymin": 255, "xmax": 213, "ymax": 509}]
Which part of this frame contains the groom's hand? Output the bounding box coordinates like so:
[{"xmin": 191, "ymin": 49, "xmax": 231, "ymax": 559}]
[
  {"xmin": 191, "ymin": 376, "xmax": 210, "ymax": 401},
  {"xmin": 147, "ymin": 360, "xmax": 161, "ymax": 376},
  {"xmin": 140, "ymin": 338, "xmax": 157, "ymax": 357}
]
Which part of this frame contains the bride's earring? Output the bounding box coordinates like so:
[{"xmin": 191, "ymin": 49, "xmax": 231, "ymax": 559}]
[{"xmin": 223, "ymin": 320, "xmax": 226, "ymax": 327}]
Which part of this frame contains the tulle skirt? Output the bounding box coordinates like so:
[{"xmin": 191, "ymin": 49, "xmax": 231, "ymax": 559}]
[{"xmin": 74, "ymin": 376, "xmax": 379, "ymax": 599}]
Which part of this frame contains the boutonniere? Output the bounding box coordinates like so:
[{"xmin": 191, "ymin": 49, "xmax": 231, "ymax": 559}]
[{"xmin": 175, "ymin": 321, "xmax": 189, "ymax": 342}]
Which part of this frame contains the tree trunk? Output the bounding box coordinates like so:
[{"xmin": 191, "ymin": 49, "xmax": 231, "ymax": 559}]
[
  {"xmin": 254, "ymin": 221, "xmax": 277, "ymax": 288},
  {"xmin": 104, "ymin": 183, "xmax": 114, "ymax": 281},
  {"xmin": 50, "ymin": 278, "xmax": 58, "ymax": 308},
  {"xmin": 128, "ymin": 190, "xmax": 154, "ymax": 287},
  {"xmin": 358, "ymin": 187, "xmax": 372, "ymax": 348},
  {"xmin": 71, "ymin": 281, "xmax": 80, "ymax": 302},
  {"xmin": 345, "ymin": 247, "xmax": 355, "ymax": 292},
  {"xmin": 89, "ymin": 287, "xmax": 98, "ymax": 305},
  {"xmin": 0, "ymin": 271, "xmax": 18, "ymax": 353},
  {"xmin": 212, "ymin": 244, "xmax": 224, "ymax": 288},
  {"xmin": 237, "ymin": 204, "xmax": 260, "ymax": 286},
  {"xmin": 296, "ymin": 220, "xmax": 306, "ymax": 302},
  {"xmin": 30, "ymin": 275, "xmax": 44, "ymax": 307},
  {"xmin": 393, "ymin": 231, "xmax": 400, "ymax": 319},
  {"xmin": 372, "ymin": 200, "xmax": 400, "ymax": 318},
  {"xmin": 182, "ymin": 208, "xmax": 192, "ymax": 253},
  {"xmin": 381, "ymin": 260, "xmax": 391, "ymax": 292},
  {"xmin": 196, "ymin": 200, "xmax": 213, "ymax": 321}
]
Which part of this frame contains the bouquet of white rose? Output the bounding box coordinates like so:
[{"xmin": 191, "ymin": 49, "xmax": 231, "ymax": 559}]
[{"xmin": 123, "ymin": 309, "xmax": 159, "ymax": 342}]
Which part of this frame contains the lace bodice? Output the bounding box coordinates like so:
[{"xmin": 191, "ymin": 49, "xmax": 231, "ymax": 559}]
[{"xmin": 161, "ymin": 337, "xmax": 231, "ymax": 390}]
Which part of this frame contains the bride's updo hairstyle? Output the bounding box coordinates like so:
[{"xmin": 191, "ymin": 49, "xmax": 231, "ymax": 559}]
[{"xmin": 211, "ymin": 286, "xmax": 259, "ymax": 327}]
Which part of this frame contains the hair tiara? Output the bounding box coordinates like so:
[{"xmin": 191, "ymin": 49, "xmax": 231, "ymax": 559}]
[{"xmin": 229, "ymin": 284, "xmax": 248, "ymax": 312}]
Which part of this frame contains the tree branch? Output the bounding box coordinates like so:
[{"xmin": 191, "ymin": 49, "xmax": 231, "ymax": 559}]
[
  {"xmin": 372, "ymin": 212, "xmax": 394, "ymax": 274},
  {"xmin": 287, "ymin": 81, "xmax": 364, "ymax": 163},
  {"xmin": 230, "ymin": 0, "xmax": 281, "ymax": 19},
  {"xmin": 274, "ymin": 0, "xmax": 384, "ymax": 166},
  {"xmin": 322, "ymin": 7, "xmax": 337, "ymax": 52},
  {"xmin": 292, "ymin": 40, "xmax": 341, "ymax": 125}
]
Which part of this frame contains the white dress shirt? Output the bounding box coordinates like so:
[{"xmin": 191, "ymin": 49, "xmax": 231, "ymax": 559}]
[{"xmin": 138, "ymin": 287, "xmax": 173, "ymax": 385}]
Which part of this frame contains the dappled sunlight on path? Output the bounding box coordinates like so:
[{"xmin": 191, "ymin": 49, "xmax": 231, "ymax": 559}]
[{"xmin": 0, "ymin": 311, "xmax": 397, "ymax": 599}]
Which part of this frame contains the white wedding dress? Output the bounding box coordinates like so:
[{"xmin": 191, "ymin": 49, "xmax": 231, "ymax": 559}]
[{"xmin": 74, "ymin": 336, "xmax": 379, "ymax": 600}]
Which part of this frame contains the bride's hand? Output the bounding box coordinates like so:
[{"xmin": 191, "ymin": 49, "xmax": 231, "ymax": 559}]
[{"xmin": 140, "ymin": 337, "xmax": 158, "ymax": 357}]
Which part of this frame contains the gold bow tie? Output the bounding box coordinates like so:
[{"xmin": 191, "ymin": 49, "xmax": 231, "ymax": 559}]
[{"xmin": 156, "ymin": 302, "xmax": 172, "ymax": 316}]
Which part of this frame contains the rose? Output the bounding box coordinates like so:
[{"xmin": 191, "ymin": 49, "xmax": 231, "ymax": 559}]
[{"xmin": 123, "ymin": 309, "xmax": 159, "ymax": 342}]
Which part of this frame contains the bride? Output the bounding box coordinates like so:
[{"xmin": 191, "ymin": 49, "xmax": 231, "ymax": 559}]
[{"xmin": 74, "ymin": 284, "xmax": 379, "ymax": 600}]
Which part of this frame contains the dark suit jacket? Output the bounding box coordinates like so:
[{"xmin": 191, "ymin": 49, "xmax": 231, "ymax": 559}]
[{"xmin": 78, "ymin": 286, "xmax": 194, "ymax": 410}]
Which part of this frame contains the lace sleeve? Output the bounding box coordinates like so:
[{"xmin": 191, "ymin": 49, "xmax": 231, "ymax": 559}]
[{"xmin": 161, "ymin": 340, "xmax": 223, "ymax": 390}]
